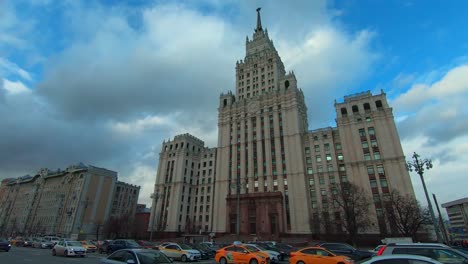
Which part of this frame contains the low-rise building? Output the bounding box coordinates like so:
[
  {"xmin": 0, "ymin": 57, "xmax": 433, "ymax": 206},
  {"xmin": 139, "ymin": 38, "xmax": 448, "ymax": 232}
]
[{"xmin": 442, "ymin": 197, "xmax": 468, "ymax": 240}]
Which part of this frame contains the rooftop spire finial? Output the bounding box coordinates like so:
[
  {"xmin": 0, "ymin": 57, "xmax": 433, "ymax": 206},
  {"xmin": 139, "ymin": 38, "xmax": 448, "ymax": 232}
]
[{"xmin": 255, "ymin": 7, "xmax": 262, "ymax": 32}]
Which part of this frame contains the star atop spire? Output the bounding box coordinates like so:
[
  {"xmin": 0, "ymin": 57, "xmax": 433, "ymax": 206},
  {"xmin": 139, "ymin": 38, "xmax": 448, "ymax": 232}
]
[{"xmin": 255, "ymin": 7, "xmax": 262, "ymax": 32}]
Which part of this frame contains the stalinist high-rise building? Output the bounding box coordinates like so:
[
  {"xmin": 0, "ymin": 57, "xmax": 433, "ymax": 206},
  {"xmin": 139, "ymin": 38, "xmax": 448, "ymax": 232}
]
[{"xmin": 149, "ymin": 9, "xmax": 415, "ymax": 238}]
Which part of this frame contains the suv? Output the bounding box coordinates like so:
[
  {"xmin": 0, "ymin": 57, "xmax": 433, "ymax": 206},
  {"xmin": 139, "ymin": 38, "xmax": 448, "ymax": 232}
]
[
  {"xmin": 319, "ymin": 242, "xmax": 373, "ymax": 260},
  {"xmin": 377, "ymin": 243, "xmax": 468, "ymax": 264}
]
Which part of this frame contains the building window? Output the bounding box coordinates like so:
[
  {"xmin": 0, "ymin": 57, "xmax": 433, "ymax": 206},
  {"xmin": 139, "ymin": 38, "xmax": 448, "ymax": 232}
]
[
  {"xmin": 324, "ymin": 143, "xmax": 330, "ymax": 151},
  {"xmin": 307, "ymin": 167, "xmax": 313, "ymax": 174},
  {"xmin": 335, "ymin": 143, "xmax": 342, "ymax": 150},
  {"xmin": 359, "ymin": 128, "xmax": 366, "ymax": 137},
  {"xmin": 320, "ymin": 188, "xmax": 327, "ymax": 196},
  {"xmin": 314, "ymin": 145, "xmax": 320, "ymax": 152},
  {"xmin": 376, "ymin": 164, "xmax": 385, "ymax": 175},
  {"xmin": 306, "ymin": 157, "xmax": 312, "ymax": 164},
  {"xmin": 368, "ymin": 127, "xmax": 375, "ymax": 135},
  {"xmin": 362, "ymin": 141, "xmax": 369, "ymax": 148},
  {"xmin": 337, "ymin": 153, "xmax": 344, "ymax": 161},
  {"xmin": 317, "ymin": 165, "xmax": 323, "ymax": 173},
  {"xmin": 327, "ymin": 164, "xmax": 333, "ymax": 172},
  {"xmin": 367, "ymin": 166, "xmax": 375, "ymax": 175},
  {"xmin": 339, "ymin": 164, "xmax": 345, "ymax": 171},
  {"xmin": 319, "ymin": 176, "xmax": 325, "ymax": 185},
  {"xmin": 305, "ymin": 147, "xmax": 310, "ymax": 154},
  {"xmin": 380, "ymin": 179, "xmax": 388, "ymax": 187},
  {"xmin": 329, "ymin": 176, "xmax": 335, "ymax": 184},
  {"xmin": 309, "ymin": 178, "xmax": 315, "ymax": 186},
  {"xmin": 341, "ymin": 175, "xmax": 348, "ymax": 182},
  {"xmin": 364, "ymin": 153, "xmax": 371, "ymax": 160},
  {"xmin": 370, "ymin": 180, "xmax": 377, "ymax": 188},
  {"xmin": 374, "ymin": 152, "xmax": 381, "ymax": 160},
  {"xmin": 316, "ymin": 155, "xmax": 322, "ymax": 162},
  {"xmin": 326, "ymin": 154, "xmax": 332, "ymax": 161}
]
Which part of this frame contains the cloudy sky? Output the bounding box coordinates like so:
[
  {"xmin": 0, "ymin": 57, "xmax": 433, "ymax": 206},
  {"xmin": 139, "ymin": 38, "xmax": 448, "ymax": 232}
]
[{"xmin": 1, "ymin": 0, "xmax": 467, "ymax": 209}]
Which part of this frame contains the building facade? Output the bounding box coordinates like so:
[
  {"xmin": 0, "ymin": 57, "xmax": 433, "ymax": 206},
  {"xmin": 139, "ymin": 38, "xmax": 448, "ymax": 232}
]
[
  {"xmin": 442, "ymin": 197, "xmax": 468, "ymax": 240},
  {"xmin": 150, "ymin": 9, "xmax": 415, "ymax": 238},
  {"xmin": 0, "ymin": 163, "xmax": 140, "ymax": 239}
]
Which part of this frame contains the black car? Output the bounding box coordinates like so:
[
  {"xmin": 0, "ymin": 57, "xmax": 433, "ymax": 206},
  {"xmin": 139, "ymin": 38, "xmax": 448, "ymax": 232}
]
[
  {"xmin": 319, "ymin": 242, "xmax": 373, "ymax": 260},
  {"xmin": 103, "ymin": 239, "xmax": 141, "ymax": 254},
  {"xmin": 186, "ymin": 243, "xmax": 213, "ymax": 259},
  {"xmin": 0, "ymin": 238, "xmax": 11, "ymax": 252}
]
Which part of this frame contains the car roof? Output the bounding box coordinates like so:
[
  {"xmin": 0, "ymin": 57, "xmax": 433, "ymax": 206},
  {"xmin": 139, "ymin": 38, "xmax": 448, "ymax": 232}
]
[
  {"xmin": 362, "ymin": 254, "xmax": 442, "ymax": 263},
  {"xmin": 387, "ymin": 243, "xmax": 450, "ymax": 248}
]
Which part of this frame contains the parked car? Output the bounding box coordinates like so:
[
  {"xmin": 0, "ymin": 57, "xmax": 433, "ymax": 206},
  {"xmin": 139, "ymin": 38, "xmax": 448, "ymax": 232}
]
[
  {"xmin": 99, "ymin": 248, "xmax": 172, "ymax": 264},
  {"xmin": 12, "ymin": 236, "xmax": 25, "ymax": 246},
  {"xmin": 98, "ymin": 240, "xmax": 115, "ymax": 254},
  {"xmin": 360, "ymin": 254, "xmax": 444, "ymax": 264},
  {"xmin": 289, "ymin": 246, "xmax": 353, "ymax": 264},
  {"xmin": 136, "ymin": 240, "xmax": 159, "ymax": 250},
  {"xmin": 186, "ymin": 243, "xmax": 212, "ymax": 259},
  {"xmin": 320, "ymin": 242, "xmax": 373, "ymax": 260},
  {"xmin": 250, "ymin": 241, "xmax": 288, "ymax": 260},
  {"xmin": 196, "ymin": 242, "xmax": 217, "ymax": 258},
  {"xmin": 81, "ymin": 240, "xmax": 98, "ymax": 252},
  {"xmin": 103, "ymin": 239, "xmax": 141, "ymax": 254},
  {"xmin": 215, "ymin": 244, "xmax": 270, "ymax": 264},
  {"xmin": 245, "ymin": 243, "xmax": 281, "ymax": 263},
  {"xmin": 32, "ymin": 239, "xmax": 54, "ymax": 249},
  {"xmin": 23, "ymin": 238, "xmax": 33, "ymax": 247},
  {"xmin": 377, "ymin": 243, "xmax": 468, "ymax": 264},
  {"xmin": 159, "ymin": 243, "xmax": 201, "ymax": 262},
  {"xmin": 52, "ymin": 240, "xmax": 86, "ymax": 257},
  {"xmin": 0, "ymin": 238, "xmax": 11, "ymax": 252},
  {"xmin": 43, "ymin": 235, "xmax": 61, "ymax": 245}
]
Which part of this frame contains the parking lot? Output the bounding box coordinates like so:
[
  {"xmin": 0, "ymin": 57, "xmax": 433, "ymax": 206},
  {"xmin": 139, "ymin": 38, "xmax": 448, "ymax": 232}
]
[{"xmin": 0, "ymin": 246, "xmax": 290, "ymax": 264}]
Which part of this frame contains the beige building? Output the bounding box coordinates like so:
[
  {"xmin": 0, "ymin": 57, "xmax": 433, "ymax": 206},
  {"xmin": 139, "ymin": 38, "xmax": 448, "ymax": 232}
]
[
  {"xmin": 442, "ymin": 197, "xmax": 468, "ymax": 240},
  {"xmin": 150, "ymin": 9, "xmax": 415, "ymax": 238},
  {"xmin": 0, "ymin": 163, "xmax": 139, "ymax": 239}
]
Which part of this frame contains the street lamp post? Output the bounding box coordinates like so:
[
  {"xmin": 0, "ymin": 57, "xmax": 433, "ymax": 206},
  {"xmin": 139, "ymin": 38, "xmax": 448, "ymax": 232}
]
[
  {"xmin": 406, "ymin": 152, "xmax": 443, "ymax": 243},
  {"xmin": 236, "ymin": 176, "xmax": 241, "ymax": 239},
  {"xmin": 149, "ymin": 192, "xmax": 161, "ymax": 241}
]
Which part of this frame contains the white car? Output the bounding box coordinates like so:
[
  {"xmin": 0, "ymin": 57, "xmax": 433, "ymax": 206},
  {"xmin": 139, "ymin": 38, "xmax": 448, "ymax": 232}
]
[
  {"xmin": 245, "ymin": 243, "xmax": 281, "ymax": 263},
  {"xmin": 360, "ymin": 254, "xmax": 443, "ymax": 264},
  {"xmin": 159, "ymin": 243, "xmax": 201, "ymax": 262},
  {"xmin": 52, "ymin": 240, "xmax": 86, "ymax": 257}
]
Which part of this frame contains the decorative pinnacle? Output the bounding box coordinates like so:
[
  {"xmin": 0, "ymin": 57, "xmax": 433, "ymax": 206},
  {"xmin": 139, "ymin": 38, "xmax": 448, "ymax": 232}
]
[{"xmin": 255, "ymin": 7, "xmax": 262, "ymax": 32}]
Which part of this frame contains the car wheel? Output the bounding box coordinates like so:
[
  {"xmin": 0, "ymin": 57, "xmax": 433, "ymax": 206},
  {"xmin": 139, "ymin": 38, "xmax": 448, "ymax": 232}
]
[
  {"xmin": 219, "ymin": 257, "xmax": 227, "ymax": 264},
  {"xmin": 52, "ymin": 249, "xmax": 56, "ymax": 256},
  {"xmin": 296, "ymin": 261, "xmax": 305, "ymax": 264},
  {"xmin": 249, "ymin": 259, "xmax": 258, "ymax": 264},
  {"xmin": 64, "ymin": 250, "xmax": 68, "ymax": 257},
  {"xmin": 181, "ymin": 254, "xmax": 188, "ymax": 262}
]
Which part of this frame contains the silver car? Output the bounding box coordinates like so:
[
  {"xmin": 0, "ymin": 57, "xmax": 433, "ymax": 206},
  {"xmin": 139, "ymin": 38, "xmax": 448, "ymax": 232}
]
[
  {"xmin": 360, "ymin": 254, "xmax": 443, "ymax": 264},
  {"xmin": 159, "ymin": 243, "xmax": 201, "ymax": 262},
  {"xmin": 99, "ymin": 248, "xmax": 172, "ymax": 264},
  {"xmin": 52, "ymin": 240, "xmax": 86, "ymax": 257}
]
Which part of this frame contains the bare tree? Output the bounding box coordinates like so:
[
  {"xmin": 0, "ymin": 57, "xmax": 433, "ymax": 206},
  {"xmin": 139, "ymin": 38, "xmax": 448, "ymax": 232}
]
[
  {"xmin": 330, "ymin": 182, "xmax": 371, "ymax": 246},
  {"xmin": 384, "ymin": 190, "xmax": 431, "ymax": 239}
]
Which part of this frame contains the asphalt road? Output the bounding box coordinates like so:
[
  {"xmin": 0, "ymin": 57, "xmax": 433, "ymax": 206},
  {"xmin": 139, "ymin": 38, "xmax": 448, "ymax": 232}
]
[
  {"xmin": 0, "ymin": 246, "xmax": 290, "ymax": 264},
  {"xmin": 0, "ymin": 246, "xmax": 217, "ymax": 264}
]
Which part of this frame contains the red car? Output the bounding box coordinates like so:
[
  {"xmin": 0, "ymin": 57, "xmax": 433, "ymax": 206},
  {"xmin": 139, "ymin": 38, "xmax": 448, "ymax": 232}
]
[{"xmin": 137, "ymin": 240, "xmax": 159, "ymax": 250}]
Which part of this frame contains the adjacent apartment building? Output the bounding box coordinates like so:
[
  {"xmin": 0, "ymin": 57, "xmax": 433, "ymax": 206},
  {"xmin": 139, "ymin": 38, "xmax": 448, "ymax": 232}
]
[
  {"xmin": 0, "ymin": 163, "xmax": 140, "ymax": 239},
  {"xmin": 150, "ymin": 9, "xmax": 415, "ymax": 238},
  {"xmin": 442, "ymin": 197, "xmax": 468, "ymax": 240}
]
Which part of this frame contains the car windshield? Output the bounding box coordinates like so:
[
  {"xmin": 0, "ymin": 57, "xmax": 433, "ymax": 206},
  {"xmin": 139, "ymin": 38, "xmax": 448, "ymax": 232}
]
[
  {"xmin": 244, "ymin": 245, "xmax": 260, "ymax": 252},
  {"xmin": 67, "ymin": 241, "xmax": 82, "ymax": 247},
  {"xmin": 126, "ymin": 240, "xmax": 140, "ymax": 247},
  {"xmin": 180, "ymin": 244, "xmax": 192, "ymax": 250},
  {"xmin": 254, "ymin": 245, "xmax": 268, "ymax": 251},
  {"xmin": 137, "ymin": 251, "xmax": 172, "ymax": 264}
]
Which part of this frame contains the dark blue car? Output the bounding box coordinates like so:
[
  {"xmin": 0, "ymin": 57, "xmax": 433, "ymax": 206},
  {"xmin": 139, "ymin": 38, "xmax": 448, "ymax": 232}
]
[{"xmin": 0, "ymin": 238, "xmax": 11, "ymax": 252}]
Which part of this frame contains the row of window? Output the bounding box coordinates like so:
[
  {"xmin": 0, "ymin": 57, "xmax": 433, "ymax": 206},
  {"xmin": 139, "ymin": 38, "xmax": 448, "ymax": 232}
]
[{"xmin": 340, "ymin": 100, "xmax": 383, "ymax": 116}]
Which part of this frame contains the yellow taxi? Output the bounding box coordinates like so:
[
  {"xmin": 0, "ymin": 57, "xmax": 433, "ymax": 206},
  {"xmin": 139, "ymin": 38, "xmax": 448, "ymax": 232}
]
[
  {"xmin": 80, "ymin": 240, "xmax": 98, "ymax": 253},
  {"xmin": 289, "ymin": 246, "xmax": 353, "ymax": 264},
  {"xmin": 215, "ymin": 244, "xmax": 270, "ymax": 264}
]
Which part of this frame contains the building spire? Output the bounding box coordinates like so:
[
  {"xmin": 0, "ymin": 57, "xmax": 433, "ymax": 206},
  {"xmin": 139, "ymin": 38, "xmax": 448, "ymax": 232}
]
[{"xmin": 255, "ymin": 7, "xmax": 262, "ymax": 32}]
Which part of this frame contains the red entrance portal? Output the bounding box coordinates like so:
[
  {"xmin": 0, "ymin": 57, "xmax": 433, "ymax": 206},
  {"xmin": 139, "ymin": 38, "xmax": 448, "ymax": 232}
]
[{"xmin": 226, "ymin": 192, "xmax": 284, "ymax": 238}]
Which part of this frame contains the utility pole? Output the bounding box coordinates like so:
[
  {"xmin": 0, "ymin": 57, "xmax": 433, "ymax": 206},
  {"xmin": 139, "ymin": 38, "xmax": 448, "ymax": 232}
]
[
  {"xmin": 406, "ymin": 152, "xmax": 443, "ymax": 243},
  {"xmin": 433, "ymin": 193, "xmax": 450, "ymax": 244},
  {"xmin": 236, "ymin": 176, "xmax": 240, "ymax": 240},
  {"xmin": 149, "ymin": 192, "xmax": 161, "ymax": 241}
]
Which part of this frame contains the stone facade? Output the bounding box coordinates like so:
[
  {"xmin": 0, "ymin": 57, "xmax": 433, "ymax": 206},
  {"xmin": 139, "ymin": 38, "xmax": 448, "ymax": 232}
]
[
  {"xmin": 150, "ymin": 10, "xmax": 415, "ymax": 238},
  {"xmin": 0, "ymin": 163, "xmax": 139, "ymax": 239}
]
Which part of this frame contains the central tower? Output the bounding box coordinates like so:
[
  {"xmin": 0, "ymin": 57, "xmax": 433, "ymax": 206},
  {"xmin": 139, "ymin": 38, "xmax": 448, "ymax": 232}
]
[{"xmin": 213, "ymin": 8, "xmax": 311, "ymax": 236}]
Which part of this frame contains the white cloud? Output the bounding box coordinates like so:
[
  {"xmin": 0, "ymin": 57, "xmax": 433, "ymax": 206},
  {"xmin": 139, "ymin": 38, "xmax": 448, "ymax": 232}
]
[
  {"xmin": 110, "ymin": 114, "xmax": 178, "ymax": 135},
  {"xmin": 0, "ymin": 58, "xmax": 32, "ymax": 81},
  {"xmin": 394, "ymin": 65, "xmax": 468, "ymax": 206},
  {"xmin": 3, "ymin": 78, "xmax": 30, "ymax": 94}
]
